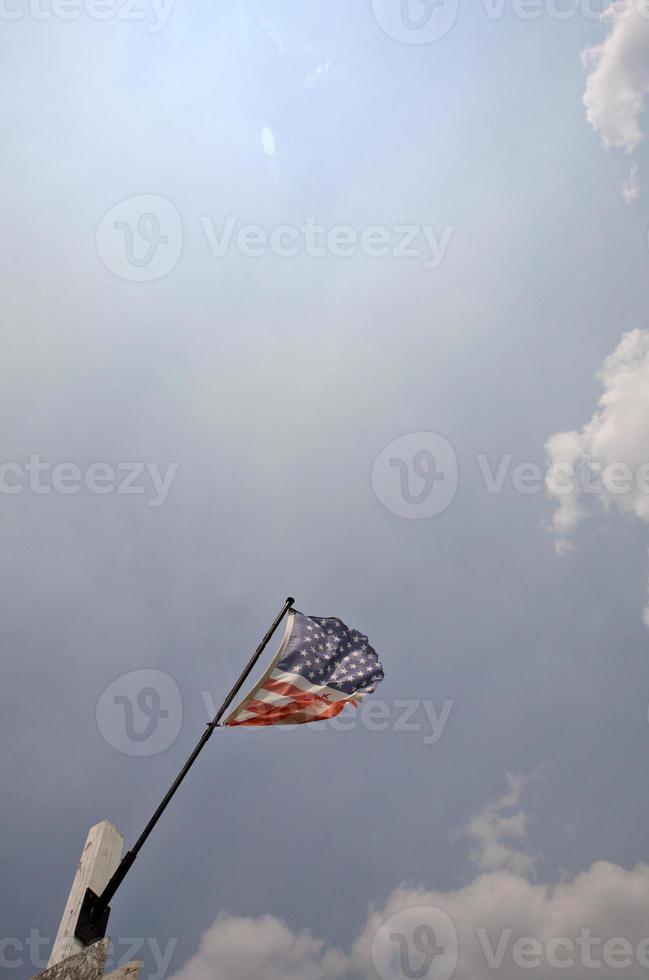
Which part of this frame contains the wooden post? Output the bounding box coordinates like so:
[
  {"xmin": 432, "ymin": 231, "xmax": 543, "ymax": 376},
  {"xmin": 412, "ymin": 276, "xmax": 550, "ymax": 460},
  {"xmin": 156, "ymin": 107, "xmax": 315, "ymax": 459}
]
[
  {"xmin": 48, "ymin": 822, "xmax": 124, "ymax": 969},
  {"xmin": 33, "ymin": 822, "xmax": 142, "ymax": 980}
]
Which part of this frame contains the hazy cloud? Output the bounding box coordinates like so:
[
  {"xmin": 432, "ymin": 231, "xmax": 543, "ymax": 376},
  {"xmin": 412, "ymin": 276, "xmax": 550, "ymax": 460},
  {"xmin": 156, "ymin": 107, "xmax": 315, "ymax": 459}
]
[
  {"xmin": 546, "ymin": 329, "xmax": 649, "ymax": 621},
  {"xmin": 623, "ymin": 161, "xmax": 641, "ymax": 203},
  {"xmin": 465, "ymin": 772, "xmax": 539, "ymax": 876}
]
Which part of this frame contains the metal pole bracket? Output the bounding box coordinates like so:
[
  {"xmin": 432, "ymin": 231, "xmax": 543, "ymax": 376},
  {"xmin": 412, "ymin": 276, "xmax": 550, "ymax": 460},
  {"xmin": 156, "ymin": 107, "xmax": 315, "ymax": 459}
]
[{"xmin": 74, "ymin": 888, "xmax": 110, "ymax": 946}]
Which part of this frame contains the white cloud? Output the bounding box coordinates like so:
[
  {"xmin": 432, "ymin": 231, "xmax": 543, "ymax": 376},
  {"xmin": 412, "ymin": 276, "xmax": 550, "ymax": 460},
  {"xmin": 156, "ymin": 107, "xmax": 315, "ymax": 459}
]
[
  {"xmin": 546, "ymin": 330, "xmax": 649, "ymax": 620},
  {"xmin": 169, "ymin": 777, "xmax": 649, "ymax": 980},
  {"xmin": 350, "ymin": 862, "xmax": 649, "ymax": 980},
  {"xmin": 583, "ymin": 2, "xmax": 649, "ymax": 153},
  {"xmin": 167, "ymin": 913, "xmax": 348, "ymax": 980},
  {"xmin": 582, "ymin": 2, "xmax": 649, "ymax": 197}
]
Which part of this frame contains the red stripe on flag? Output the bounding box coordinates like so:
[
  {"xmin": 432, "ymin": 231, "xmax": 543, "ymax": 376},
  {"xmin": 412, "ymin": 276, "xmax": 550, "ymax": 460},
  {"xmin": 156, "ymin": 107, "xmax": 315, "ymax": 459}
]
[
  {"xmin": 226, "ymin": 691, "xmax": 359, "ymax": 727},
  {"xmin": 244, "ymin": 689, "xmax": 326, "ymax": 719}
]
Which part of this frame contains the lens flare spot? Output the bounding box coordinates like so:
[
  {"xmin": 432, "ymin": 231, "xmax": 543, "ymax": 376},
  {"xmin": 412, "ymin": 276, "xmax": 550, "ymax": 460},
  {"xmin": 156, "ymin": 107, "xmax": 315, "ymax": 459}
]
[{"xmin": 261, "ymin": 126, "xmax": 276, "ymax": 158}]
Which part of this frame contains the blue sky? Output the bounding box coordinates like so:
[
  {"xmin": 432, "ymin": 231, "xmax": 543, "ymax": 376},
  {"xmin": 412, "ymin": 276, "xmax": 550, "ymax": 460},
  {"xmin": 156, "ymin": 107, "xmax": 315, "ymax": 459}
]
[{"xmin": 3, "ymin": 2, "xmax": 649, "ymax": 979}]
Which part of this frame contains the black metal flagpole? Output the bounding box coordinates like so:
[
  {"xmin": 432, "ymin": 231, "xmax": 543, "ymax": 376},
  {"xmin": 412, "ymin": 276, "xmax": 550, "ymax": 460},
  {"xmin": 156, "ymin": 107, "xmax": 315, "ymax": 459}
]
[{"xmin": 75, "ymin": 596, "xmax": 295, "ymax": 946}]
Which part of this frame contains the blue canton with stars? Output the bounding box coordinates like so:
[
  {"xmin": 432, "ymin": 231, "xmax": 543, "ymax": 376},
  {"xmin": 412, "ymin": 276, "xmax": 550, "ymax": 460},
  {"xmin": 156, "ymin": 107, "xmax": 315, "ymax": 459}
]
[{"xmin": 277, "ymin": 612, "xmax": 384, "ymax": 697}]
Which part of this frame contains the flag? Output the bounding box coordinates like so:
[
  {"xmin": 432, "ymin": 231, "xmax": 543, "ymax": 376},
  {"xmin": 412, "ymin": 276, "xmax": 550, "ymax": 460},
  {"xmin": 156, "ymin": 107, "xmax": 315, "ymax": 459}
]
[{"xmin": 223, "ymin": 610, "xmax": 384, "ymax": 726}]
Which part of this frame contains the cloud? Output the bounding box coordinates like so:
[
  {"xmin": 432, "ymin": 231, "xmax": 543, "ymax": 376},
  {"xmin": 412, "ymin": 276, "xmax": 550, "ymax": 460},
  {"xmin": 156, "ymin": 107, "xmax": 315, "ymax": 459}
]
[
  {"xmin": 545, "ymin": 330, "xmax": 649, "ymax": 620},
  {"xmin": 167, "ymin": 913, "xmax": 348, "ymax": 980},
  {"xmin": 544, "ymin": 429, "xmax": 588, "ymax": 552},
  {"xmin": 583, "ymin": 3, "xmax": 649, "ymax": 153},
  {"xmin": 582, "ymin": 2, "xmax": 649, "ymax": 197},
  {"xmin": 170, "ymin": 777, "xmax": 649, "ymax": 980},
  {"xmin": 351, "ymin": 862, "xmax": 649, "ymax": 980},
  {"xmin": 623, "ymin": 162, "xmax": 641, "ymax": 203},
  {"xmin": 465, "ymin": 772, "xmax": 539, "ymax": 876}
]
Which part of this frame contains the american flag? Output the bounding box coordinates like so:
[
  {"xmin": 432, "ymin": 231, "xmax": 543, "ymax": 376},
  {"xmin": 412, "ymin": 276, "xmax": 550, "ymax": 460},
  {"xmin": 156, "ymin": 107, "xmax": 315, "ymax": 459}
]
[{"xmin": 224, "ymin": 611, "xmax": 384, "ymax": 726}]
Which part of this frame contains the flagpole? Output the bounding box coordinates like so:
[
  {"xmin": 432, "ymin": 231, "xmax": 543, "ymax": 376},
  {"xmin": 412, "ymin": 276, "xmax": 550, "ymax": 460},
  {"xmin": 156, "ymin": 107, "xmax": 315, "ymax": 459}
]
[{"xmin": 75, "ymin": 596, "xmax": 295, "ymax": 946}]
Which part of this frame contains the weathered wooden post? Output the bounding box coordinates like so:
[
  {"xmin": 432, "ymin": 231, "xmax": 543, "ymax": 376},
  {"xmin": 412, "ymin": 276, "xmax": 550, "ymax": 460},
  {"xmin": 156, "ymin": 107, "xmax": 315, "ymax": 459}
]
[{"xmin": 32, "ymin": 821, "xmax": 141, "ymax": 980}]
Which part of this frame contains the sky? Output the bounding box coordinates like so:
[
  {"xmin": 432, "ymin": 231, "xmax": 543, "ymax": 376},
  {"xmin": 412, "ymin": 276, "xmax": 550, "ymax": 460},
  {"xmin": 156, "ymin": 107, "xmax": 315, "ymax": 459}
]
[{"xmin": 3, "ymin": 1, "xmax": 649, "ymax": 978}]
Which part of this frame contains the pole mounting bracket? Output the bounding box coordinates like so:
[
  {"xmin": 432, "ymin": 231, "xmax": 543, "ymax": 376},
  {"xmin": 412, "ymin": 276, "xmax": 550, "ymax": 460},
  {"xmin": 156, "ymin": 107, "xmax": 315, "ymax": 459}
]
[{"xmin": 74, "ymin": 888, "xmax": 111, "ymax": 946}]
